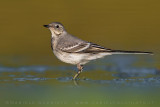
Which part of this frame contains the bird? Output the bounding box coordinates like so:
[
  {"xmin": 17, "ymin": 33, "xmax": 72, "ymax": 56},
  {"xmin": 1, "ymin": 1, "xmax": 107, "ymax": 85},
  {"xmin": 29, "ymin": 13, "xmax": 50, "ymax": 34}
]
[{"xmin": 43, "ymin": 22, "xmax": 153, "ymax": 80}]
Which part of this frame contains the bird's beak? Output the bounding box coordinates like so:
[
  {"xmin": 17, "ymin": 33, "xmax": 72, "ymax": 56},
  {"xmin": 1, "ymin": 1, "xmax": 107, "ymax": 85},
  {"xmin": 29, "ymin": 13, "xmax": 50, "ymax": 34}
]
[{"xmin": 43, "ymin": 25, "xmax": 49, "ymax": 28}]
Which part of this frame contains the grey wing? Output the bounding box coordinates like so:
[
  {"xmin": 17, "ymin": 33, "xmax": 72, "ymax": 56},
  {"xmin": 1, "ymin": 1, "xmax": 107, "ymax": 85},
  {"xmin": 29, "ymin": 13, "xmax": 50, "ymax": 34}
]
[
  {"xmin": 56, "ymin": 34, "xmax": 91, "ymax": 53},
  {"xmin": 80, "ymin": 43, "xmax": 112, "ymax": 53},
  {"xmin": 58, "ymin": 42, "xmax": 90, "ymax": 53},
  {"xmin": 58, "ymin": 41, "xmax": 112, "ymax": 53}
]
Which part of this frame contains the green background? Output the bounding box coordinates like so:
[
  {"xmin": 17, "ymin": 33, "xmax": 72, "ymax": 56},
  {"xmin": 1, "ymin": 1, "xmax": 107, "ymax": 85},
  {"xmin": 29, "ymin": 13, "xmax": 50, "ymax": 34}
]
[{"xmin": 0, "ymin": 0, "xmax": 159, "ymax": 65}]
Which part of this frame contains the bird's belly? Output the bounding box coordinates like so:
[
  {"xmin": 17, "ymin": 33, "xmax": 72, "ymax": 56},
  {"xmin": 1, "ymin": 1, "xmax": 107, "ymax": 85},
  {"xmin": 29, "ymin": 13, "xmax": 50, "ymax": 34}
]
[
  {"xmin": 53, "ymin": 51, "xmax": 89, "ymax": 65},
  {"xmin": 53, "ymin": 50, "xmax": 112, "ymax": 65}
]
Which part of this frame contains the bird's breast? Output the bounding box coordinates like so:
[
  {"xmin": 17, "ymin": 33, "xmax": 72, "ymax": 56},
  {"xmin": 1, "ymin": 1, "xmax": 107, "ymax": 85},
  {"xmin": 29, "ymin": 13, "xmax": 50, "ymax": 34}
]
[{"xmin": 52, "ymin": 50, "xmax": 89, "ymax": 65}]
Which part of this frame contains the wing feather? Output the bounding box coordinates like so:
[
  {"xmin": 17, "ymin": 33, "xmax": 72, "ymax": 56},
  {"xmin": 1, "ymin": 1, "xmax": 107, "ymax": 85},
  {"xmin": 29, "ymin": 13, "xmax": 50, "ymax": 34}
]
[
  {"xmin": 56, "ymin": 34, "xmax": 111, "ymax": 53},
  {"xmin": 80, "ymin": 43, "xmax": 112, "ymax": 53},
  {"xmin": 59, "ymin": 42, "xmax": 111, "ymax": 53},
  {"xmin": 59, "ymin": 42, "xmax": 90, "ymax": 53}
]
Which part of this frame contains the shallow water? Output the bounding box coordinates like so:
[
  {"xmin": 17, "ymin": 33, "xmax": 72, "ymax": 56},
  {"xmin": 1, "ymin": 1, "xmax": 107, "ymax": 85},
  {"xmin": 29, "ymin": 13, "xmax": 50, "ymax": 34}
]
[{"xmin": 1, "ymin": 55, "xmax": 160, "ymax": 107}]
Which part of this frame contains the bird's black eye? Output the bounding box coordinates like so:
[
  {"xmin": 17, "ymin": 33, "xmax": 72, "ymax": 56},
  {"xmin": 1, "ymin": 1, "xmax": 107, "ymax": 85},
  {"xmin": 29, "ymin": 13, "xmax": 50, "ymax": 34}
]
[{"xmin": 55, "ymin": 25, "xmax": 59, "ymax": 28}]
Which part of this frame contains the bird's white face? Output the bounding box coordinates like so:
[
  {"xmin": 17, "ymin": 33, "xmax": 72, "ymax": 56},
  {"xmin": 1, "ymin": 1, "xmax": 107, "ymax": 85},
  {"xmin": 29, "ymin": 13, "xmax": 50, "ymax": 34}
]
[{"xmin": 44, "ymin": 22, "xmax": 65, "ymax": 38}]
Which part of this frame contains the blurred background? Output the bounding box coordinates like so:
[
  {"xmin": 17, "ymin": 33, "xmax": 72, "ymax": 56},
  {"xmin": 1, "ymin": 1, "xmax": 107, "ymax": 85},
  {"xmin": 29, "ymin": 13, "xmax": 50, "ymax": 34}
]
[{"xmin": 0, "ymin": 0, "xmax": 160, "ymax": 107}]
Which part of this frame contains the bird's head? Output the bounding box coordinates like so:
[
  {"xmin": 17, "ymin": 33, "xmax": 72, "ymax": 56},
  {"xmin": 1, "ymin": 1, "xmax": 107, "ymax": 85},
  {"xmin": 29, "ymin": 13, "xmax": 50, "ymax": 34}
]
[{"xmin": 43, "ymin": 22, "xmax": 65, "ymax": 37}]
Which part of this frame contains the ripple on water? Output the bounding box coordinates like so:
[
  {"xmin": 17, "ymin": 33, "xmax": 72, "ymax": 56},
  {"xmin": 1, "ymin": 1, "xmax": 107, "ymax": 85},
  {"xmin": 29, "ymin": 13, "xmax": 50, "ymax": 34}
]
[{"xmin": 0, "ymin": 55, "xmax": 158, "ymax": 87}]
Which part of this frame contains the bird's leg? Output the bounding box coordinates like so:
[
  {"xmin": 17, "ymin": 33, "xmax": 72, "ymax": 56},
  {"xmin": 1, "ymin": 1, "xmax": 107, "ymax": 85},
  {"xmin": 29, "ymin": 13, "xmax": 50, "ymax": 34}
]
[{"xmin": 73, "ymin": 64, "xmax": 83, "ymax": 80}]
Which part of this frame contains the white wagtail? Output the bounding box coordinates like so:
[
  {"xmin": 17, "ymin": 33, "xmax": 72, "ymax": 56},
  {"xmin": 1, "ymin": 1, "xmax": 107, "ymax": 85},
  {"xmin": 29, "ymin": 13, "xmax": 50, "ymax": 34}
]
[{"xmin": 43, "ymin": 22, "xmax": 153, "ymax": 80}]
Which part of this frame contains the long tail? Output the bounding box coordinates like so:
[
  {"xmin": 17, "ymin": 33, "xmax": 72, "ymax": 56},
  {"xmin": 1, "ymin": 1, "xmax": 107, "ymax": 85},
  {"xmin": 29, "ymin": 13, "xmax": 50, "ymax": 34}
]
[{"xmin": 109, "ymin": 50, "xmax": 153, "ymax": 55}]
